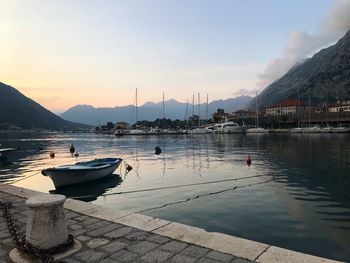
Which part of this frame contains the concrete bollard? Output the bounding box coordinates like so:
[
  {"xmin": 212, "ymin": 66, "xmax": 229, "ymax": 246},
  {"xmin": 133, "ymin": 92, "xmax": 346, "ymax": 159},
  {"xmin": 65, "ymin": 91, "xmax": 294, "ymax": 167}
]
[
  {"xmin": 9, "ymin": 194, "xmax": 81, "ymax": 263},
  {"xmin": 25, "ymin": 194, "xmax": 68, "ymax": 249}
]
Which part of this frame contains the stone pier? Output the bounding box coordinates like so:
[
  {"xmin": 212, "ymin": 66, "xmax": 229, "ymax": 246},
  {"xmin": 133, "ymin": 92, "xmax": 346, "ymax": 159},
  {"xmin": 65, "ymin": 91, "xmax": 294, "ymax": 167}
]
[{"xmin": 0, "ymin": 185, "xmax": 343, "ymax": 263}]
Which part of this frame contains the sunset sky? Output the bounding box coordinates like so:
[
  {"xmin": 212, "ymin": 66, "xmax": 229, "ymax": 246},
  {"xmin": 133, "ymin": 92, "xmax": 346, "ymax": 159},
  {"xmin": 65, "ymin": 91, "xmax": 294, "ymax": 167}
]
[{"xmin": 1, "ymin": 0, "xmax": 348, "ymax": 113}]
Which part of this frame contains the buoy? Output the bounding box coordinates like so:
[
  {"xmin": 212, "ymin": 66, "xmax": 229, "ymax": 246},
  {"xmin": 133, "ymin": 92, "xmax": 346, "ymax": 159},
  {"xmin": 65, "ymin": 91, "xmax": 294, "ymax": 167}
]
[
  {"xmin": 49, "ymin": 152, "xmax": 55, "ymax": 158},
  {"xmin": 74, "ymin": 152, "xmax": 79, "ymax": 159},
  {"xmin": 70, "ymin": 144, "xmax": 75, "ymax": 155},
  {"xmin": 246, "ymin": 155, "xmax": 252, "ymax": 166},
  {"xmin": 155, "ymin": 146, "xmax": 162, "ymax": 155},
  {"xmin": 126, "ymin": 164, "xmax": 133, "ymax": 172}
]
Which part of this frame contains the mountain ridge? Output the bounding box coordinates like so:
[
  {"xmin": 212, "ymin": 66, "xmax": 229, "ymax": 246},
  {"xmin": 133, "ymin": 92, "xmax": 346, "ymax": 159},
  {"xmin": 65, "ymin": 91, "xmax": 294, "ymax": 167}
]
[
  {"xmin": 0, "ymin": 82, "xmax": 88, "ymax": 130},
  {"xmin": 253, "ymin": 29, "xmax": 350, "ymax": 108},
  {"xmin": 61, "ymin": 95, "xmax": 253, "ymax": 125}
]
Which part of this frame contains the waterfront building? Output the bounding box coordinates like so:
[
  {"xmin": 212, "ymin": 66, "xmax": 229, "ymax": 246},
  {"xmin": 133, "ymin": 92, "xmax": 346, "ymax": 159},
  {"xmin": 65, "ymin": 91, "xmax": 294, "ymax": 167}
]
[
  {"xmin": 265, "ymin": 99, "xmax": 310, "ymax": 116},
  {"xmin": 230, "ymin": 109, "xmax": 256, "ymax": 120}
]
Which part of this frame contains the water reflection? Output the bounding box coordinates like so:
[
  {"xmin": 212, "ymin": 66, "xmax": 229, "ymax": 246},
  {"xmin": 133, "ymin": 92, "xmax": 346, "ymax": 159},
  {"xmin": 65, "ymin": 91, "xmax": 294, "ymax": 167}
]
[
  {"xmin": 0, "ymin": 132, "xmax": 350, "ymax": 261},
  {"xmin": 50, "ymin": 174, "xmax": 122, "ymax": 202}
]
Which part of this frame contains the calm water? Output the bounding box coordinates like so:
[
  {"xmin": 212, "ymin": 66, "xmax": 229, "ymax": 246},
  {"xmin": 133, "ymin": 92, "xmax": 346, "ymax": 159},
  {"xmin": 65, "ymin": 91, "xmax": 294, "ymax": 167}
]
[{"xmin": 1, "ymin": 132, "xmax": 350, "ymax": 261}]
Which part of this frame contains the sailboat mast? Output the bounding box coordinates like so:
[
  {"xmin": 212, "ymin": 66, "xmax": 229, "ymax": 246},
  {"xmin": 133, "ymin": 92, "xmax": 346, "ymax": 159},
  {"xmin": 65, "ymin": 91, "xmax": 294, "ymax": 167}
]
[
  {"xmin": 185, "ymin": 100, "xmax": 189, "ymax": 129},
  {"xmin": 162, "ymin": 92, "xmax": 165, "ymax": 129},
  {"xmin": 308, "ymin": 90, "xmax": 311, "ymax": 128},
  {"xmin": 135, "ymin": 88, "xmax": 138, "ymax": 125},
  {"xmin": 192, "ymin": 94, "xmax": 195, "ymax": 127},
  {"xmin": 198, "ymin": 93, "xmax": 201, "ymax": 127},
  {"xmin": 206, "ymin": 94, "xmax": 208, "ymax": 127}
]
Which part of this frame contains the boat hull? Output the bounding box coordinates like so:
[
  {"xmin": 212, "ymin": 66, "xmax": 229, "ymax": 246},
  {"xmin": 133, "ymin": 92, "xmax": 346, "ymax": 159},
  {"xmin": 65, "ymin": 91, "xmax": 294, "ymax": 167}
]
[
  {"xmin": 43, "ymin": 159, "xmax": 122, "ymax": 188},
  {"xmin": 246, "ymin": 128, "xmax": 269, "ymax": 133},
  {"xmin": 0, "ymin": 148, "xmax": 14, "ymax": 159}
]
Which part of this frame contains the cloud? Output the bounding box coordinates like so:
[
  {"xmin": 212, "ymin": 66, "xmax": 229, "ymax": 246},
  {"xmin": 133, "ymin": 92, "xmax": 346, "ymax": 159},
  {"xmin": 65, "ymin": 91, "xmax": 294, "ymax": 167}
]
[{"xmin": 258, "ymin": 0, "xmax": 350, "ymax": 88}]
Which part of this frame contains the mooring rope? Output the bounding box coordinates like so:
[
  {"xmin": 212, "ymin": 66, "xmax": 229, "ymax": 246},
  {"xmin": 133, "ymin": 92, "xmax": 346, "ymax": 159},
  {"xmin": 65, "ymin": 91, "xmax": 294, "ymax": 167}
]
[
  {"xmin": 136, "ymin": 178, "xmax": 274, "ymax": 213},
  {"xmin": 0, "ymin": 170, "xmax": 42, "ymax": 188},
  {"xmin": 102, "ymin": 173, "xmax": 272, "ymax": 196}
]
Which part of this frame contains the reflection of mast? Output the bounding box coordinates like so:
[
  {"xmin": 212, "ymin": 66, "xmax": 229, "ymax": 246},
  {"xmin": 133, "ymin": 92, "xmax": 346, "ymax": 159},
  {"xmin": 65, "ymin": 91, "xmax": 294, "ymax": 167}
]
[
  {"xmin": 308, "ymin": 89, "xmax": 311, "ymax": 128},
  {"xmin": 325, "ymin": 94, "xmax": 328, "ymax": 126},
  {"xmin": 255, "ymin": 90, "xmax": 259, "ymax": 127}
]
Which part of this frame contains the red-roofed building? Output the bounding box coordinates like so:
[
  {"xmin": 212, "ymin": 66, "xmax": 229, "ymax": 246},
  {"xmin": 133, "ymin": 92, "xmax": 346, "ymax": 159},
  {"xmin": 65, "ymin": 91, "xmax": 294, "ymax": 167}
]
[{"xmin": 265, "ymin": 99, "xmax": 310, "ymax": 116}]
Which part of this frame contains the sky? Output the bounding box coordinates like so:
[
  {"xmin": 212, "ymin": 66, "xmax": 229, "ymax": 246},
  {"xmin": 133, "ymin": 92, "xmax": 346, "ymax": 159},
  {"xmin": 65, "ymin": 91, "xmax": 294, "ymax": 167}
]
[{"xmin": 1, "ymin": 0, "xmax": 349, "ymax": 113}]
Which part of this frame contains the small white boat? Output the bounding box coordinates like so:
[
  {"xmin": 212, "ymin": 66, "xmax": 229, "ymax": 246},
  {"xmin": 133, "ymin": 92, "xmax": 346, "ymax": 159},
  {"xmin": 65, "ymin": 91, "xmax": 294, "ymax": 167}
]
[
  {"xmin": 290, "ymin": 127, "xmax": 303, "ymax": 133},
  {"xmin": 0, "ymin": 148, "xmax": 14, "ymax": 159},
  {"xmin": 320, "ymin": 127, "xmax": 332, "ymax": 133},
  {"xmin": 302, "ymin": 126, "xmax": 321, "ymax": 133},
  {"xmin": 331, "ymin": 127, "xmax": 350, "ymax": 133},
  {"xmin": 214, "ymin": 122, "xmax": 245, "ymax": 133},
  {"xmin": 42, "ymin": 158, "xmax": 123, "ymax": 188}
]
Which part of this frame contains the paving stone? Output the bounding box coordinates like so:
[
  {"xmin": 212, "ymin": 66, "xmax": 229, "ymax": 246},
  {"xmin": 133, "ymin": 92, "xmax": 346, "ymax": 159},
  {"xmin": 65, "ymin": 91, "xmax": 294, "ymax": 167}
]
[
  {"xmin": 74, "ymin": 250, "xmax": 106, "ymax": 262},
  {"xmin": 70, "ymin": 228, "xmax": 88, "ymax": 237},
  {"xmin": 168, "ymin": 254, "xmax": 197, "ymax": 263},
  {"xmin": 206, "ymin": 251, "xmax": 235, "ymax": 262},
  {"xmin": 232, "ymin": 258, "xmax": 253, "ymax": 263},
  {"xmin": 81, "ymin": 217, "xmax": 100, "ymax": 226},
  {"xmin": 147, "ymin": 234, "xmax": 170, "ymax": 244},
  {"xmin": 125, "ymin": 229, "xmax": 151, "ymax": 241},
  {"xmin": 88, "ymin": 223, "xmax": 121, "ymax": 236},
  {"xmin": 110, "ymin": 249, "xmax": 140, "ymax": 262},
  {"xmin": 197, "ymin": 257, "xmax": 222, "ymax": 263},
  {"xmin": 86, "ymin": 220, "xmax": 110, "ymax": 230},
  {"xmin": 104, "ymin": 226, "xmax": 134, "ymax": 238},
  {"xmin": 60, "ymin": 259, "xmax": 82, "ymax": 263},
  {"xmin": 70, "ymin": 224, "xmax": 83, "ymax": 230},
  {"xmin": 0, "ymin": 230, "xmax": 11, "ymax": 239},
  {"xmin": 100, "ymin": 240, "xmax": 128, "ymax": 253},
  {"xmin": 76, "ymin": 235, "xmax": 92, "ymax": 242},
  {"xmin": 160, "ymin": 240, "xmax": 188, "ymax": 253},
  {"xmin": 140, "ymin": 249, "xmax": 174, "ymax": 262},
  {"xmin": 87, "ymin": 238, "xmax": 110, "ymax": 248},
  {"xmin": 181, "ymin": 245, "xmax": 210, "ymax": 259},
  {"xmin": 127, "ymin": 240, "xmax": 159, "ymax": 254},
  {"xmin": 74, "ymin": 215, "xmax": 91, "ymax": 222},
  {"xmin": 99, "ymin": 258, "xmax": 120, "ymax": 263}
]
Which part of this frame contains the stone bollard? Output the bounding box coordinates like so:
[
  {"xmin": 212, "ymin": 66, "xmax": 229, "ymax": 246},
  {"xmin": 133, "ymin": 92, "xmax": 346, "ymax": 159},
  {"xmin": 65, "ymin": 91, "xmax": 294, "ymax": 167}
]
[
  {"xmin": 10, "ymin": 194, "xmax": 81, "ymax": 263},
  {"xmin": 25, "ymin": 194, "xmax": 68, "ymax": 249}
]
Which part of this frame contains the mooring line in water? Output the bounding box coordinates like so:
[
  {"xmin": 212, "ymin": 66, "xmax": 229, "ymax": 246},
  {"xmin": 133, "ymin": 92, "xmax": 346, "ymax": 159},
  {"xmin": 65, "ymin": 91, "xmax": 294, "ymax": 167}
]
[
  {"xmin": 102, "ymin": 174, "xmax": 272, "ymax": 197},
  {"xmin": 136, "ymin": 178, "xmax": 274, "ymax": 213}
]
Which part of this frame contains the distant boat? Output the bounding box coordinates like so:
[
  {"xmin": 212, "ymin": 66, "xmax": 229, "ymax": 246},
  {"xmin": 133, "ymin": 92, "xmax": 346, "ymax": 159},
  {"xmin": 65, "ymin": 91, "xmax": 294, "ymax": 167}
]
[
  {"xmin": 302, "ymin": 126, "xmax": 321, "ymax": 133},
  {"xmin": 0, "ymin": 148, "xmax": 14, "ymax": 160},
  {"xmin": 214, "ymin": 122, "xmax": 245, "ymax": 133},
  {"xmin": 290, "ymin": 127, "xmax": 303, "ymax": 133},
  {"xmin": 42, "ymin": 158, "xmax": 123, "ymax": 188},
  {"xmin": 246, "ymin": 127, "xmax": 269, "ymax": 134},
  {"xmin": 331, "ymin": 127, "xmax": 350, "ymax": 133}
]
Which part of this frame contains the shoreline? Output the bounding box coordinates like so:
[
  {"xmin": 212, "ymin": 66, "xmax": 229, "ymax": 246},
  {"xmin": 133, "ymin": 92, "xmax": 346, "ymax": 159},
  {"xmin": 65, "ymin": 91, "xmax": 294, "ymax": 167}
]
[{"xmin": 0, "ymin": 184, "xmax": 343, "ymax": 263}]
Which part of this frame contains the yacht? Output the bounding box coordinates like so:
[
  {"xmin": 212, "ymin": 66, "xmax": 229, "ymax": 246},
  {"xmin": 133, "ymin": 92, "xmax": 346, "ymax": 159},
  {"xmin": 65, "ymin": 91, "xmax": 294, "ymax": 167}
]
[{"xmin": 214, "ymin": 122, "xmax": 245, "ymax": 133}]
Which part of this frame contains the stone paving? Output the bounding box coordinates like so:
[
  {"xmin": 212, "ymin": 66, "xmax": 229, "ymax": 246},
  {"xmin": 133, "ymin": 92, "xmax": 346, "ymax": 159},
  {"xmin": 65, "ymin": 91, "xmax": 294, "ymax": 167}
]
[{"xmin": 0, "ymin": 190, "xmax": 253, "ymax": 263}]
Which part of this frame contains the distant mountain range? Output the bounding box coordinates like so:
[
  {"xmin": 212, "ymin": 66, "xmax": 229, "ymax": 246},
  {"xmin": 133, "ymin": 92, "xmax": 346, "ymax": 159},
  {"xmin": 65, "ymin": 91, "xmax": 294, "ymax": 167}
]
[
  {"xmin": 0, "ymin": 82, "xmax": 88, "ymax": 130},
  {"xmin": 253, "ymin": 29, "xmax": 350, "ymax": 108},
  {"xmin": 61, "ymin": 96, "xmax": 253, "ymax": 125}
]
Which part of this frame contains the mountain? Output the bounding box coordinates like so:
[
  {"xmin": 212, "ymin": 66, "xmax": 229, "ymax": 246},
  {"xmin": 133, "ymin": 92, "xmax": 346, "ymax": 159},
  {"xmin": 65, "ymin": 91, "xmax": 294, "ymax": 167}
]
[
  {"xmin": 61, "ymin": 95, "xmax": 252, "ymax": 125},
  {"xmin": 0, "ymin": 82, "xmax": 88, "ymax": 130},
  {"xmin": 253, "ymin": 29, "xmax": 350, "ymax": 108}
]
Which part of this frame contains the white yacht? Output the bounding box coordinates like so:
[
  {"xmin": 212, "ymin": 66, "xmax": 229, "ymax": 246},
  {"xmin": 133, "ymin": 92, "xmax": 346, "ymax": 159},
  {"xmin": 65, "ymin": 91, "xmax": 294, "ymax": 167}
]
[
  {"xmin": 214, "ymin": 122, "xmax": 245, "ymax": 133},
  {"xmin": 246, "ymin": 127, "xmax": 269, "ymax": 133}
]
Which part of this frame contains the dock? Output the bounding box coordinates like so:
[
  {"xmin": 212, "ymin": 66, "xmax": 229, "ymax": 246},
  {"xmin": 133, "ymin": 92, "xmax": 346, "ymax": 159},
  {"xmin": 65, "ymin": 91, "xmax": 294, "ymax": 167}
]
[{"xmin": 0, "ymin": 185, "xmax": 342, "ymax": 263}]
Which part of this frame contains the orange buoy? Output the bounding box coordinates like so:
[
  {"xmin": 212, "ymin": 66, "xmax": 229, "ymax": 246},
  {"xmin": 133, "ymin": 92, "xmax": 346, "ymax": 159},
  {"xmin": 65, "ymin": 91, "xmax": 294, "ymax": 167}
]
[
  {"xmin": 246, "ymin": 155, "xmax": 252, "ymax": 166},
  {"xmin": 49, "ymin": 152, "xmax": 55, "ymax": 158}
]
